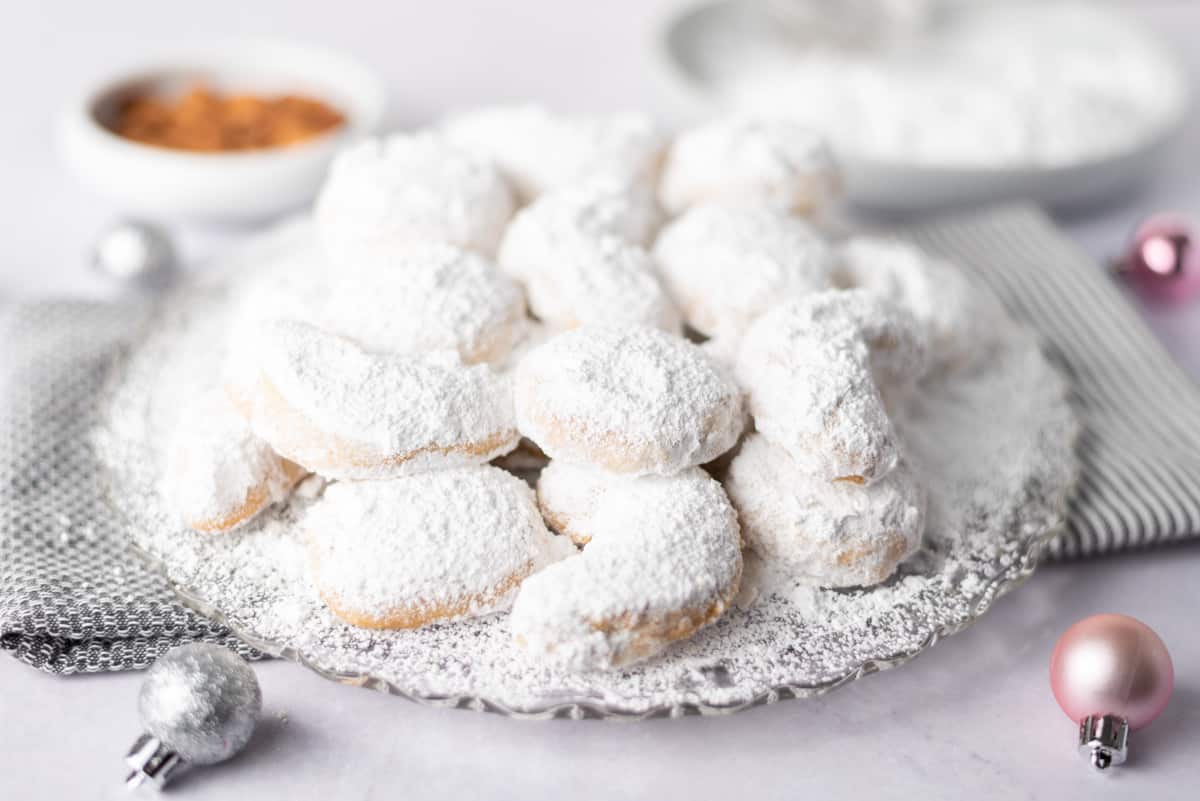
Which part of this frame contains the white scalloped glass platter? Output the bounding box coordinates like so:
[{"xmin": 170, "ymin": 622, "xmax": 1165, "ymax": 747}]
[{"xmin": 96, "ymin": 221, "xmax": 1078, "ymax": 719}]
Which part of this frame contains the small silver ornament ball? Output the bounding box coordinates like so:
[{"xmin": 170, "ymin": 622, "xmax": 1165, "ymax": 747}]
[
  {"xmin": 90, "ymin": 219, "xmax": 177, "ymax": 290},
  {"xmin": 138, "ymin": 644, "xmax": 262, "ymax": 766}
]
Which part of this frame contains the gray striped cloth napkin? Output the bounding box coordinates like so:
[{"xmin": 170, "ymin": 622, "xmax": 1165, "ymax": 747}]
[
  {"xmin": 904, "ymin": 205, "xmax": 1200, "ymax": 559},
  {"xmin": 1, "ymin": 203, "xmax": 1197, "ymax": 674}
]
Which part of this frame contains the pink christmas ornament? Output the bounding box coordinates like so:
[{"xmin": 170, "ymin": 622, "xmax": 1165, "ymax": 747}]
[
  {"xmin": 1118, "ymin": 214, "xmax": 1200, "ymax": 303},
  {"xmin": 1050, "ymin": 614, "xmax": 1174, "ymax": 769}
]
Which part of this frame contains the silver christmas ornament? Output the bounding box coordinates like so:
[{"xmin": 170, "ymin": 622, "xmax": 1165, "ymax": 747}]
[
  {"xmin": 125, "ymin": 643, "xmax": 262, "ymax": 789},
  {"xmin": 91, "ymin": 219, "xmax": 177, "ymax": 290}
]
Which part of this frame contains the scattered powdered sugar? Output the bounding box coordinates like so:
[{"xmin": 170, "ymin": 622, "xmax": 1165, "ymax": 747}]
[
  {"xmin": 316, "ymin": 131, "xmax": 514, "ymax": 258},
  {"xmin": 717, "ymin": 1, "xmax": 1187, "ymax": 169},
  {"xmin": 513, "ymin": 326, "xmax": 744, "ymax": 475},
  {"xmin": 658, "ymin": 115, "xmax": 840, "ymax": 217},
  {"xmin": 96, "ymin": 225, "xmax": 1077, "ymax": 715},
  {"xmin": 307, "ymin": 467, "xmax": 573, "ymax": 625},
  {"xmin": 237, "ymin": 320, "xmax": 518, "ymax": 479},
  {"xmin": 498, "ymin": 224, "xmax": 680, "ymax": 333},
  {"xmin": 511, "ymin": 466, "xmax": 742, "ymax": 672},
  {"xmin": 653, "ymin": 204, "xmax": 834, "ymax": 341}
]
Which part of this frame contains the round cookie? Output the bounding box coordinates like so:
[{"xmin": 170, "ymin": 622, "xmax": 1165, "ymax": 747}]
[
  {"xmin": 441, "ymin": 105, "xmax": 664, "ymax": 202},
  {"xmin": 735, "ymin": 289, "xmax": 927, "ymax": 484},
  {"xmin": 227, "ymin": 320, "xmax": 519, "ymax": 480},
  {"xmin": 724, "ymin": 433, "xmax": 925, "ymax": 588},
  {"xmin": 836, "ymin": 237, "xmax": 1010, "ymax": 372},
  {"xmin": 514, "ymin": 326, "xmax": 744, "ymax": 475},
  {"xmin": 236, "ymin": 240, "xmax": 527, "ymax": 365},
  {"xmin": 305, "ymin": 466, "xmax": 573, "ymax": 629},
  {"xmin": 315, "ymin": 132, "xmax": 514, "ymax": 260},
  {"xmin": 164, "ymin": 389, "xmax": 307, "ymax": 533},
  {"xmin": 658, "ymin": 116, "xmax": 841, "ymax": 217},
  {"xmin": 497, "ymin": 224, "xmax": 680, "ymax": 333},
  {"xmin": 511, "ymin": 465, "xmax": 743, "ymax": 671},
  {"xmin": 653, "ymin": 204, "xmax": 834, "ymax": 341},
  {"xmin": 504, "ymin": 175, "xmax": 663, "ymax": 247}
]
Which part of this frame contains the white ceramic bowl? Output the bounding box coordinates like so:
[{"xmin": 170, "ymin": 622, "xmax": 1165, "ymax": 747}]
[
  {"xmin": 655, "ymin": 0, "xmax": 1192, "ymax": 215},
  {"xmin": 57, "ymin": 40, "xmax": 387, "ymax": 224}
]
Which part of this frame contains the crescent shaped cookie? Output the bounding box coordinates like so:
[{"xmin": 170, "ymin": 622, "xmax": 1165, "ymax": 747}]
[
  {"xmin": 724, "ymin": 433, "xmax": 925, "ymax": 588},
  {"xmin": 164, "ymin": 389, "xmax": 307, "ymax": 533},
  {"xmin": 305, "ymin": 466, "xmax": 573, "ymax": 629},
  {"xmin": 836, "ymin": 237, "xmax": 1011, "ymax": 372},
  {"xmin": 511, "ymin": 464, "xmax": 743, "ymax": 671},
  {"xmin": 227, "ymin": 320, "xmax": 519, "ymax": 480},
  {"xmin": 497, "ymin": 223, "xmax": 681, "ymax": 333},
  {"xmin": 658, "ymin": 116, "xmax": 841, "ymax": 217},
  {"xmin": 237, "ymin": 240, "xmax": 527, "ymax": 366},
  {"xmin": 735, "ymin": 289, "xmax": 927, "ymax": 484},
  {"xmin": 316, "ymin": 132, "xmax": 514, "ymax": 259},
  {"xmin": 513, "ymin": 326, "xmax": 744, "ymax": 475}
]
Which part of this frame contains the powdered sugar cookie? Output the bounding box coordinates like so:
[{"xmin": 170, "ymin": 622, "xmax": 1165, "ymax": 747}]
[
  {"xmin": 724, "ymin": 433, "xmax": 925, "ymax": 588},
  {"xmin": 534, "ymin": 459, "xmax": 605, "ymax": 546},
  {"xmin": 238, "ymin": 241, "xmax": 527, "ymax": 365},
  {"xmin": 442, "ymin": 105, "xmax": 665, "ymax": 202},
  {"xmin": 514, "ymin": 326, "xmax": 744, "ymax": 475},
  {"xmin": 511, "ymin": 466, "xmax": 742, "ymax": 671},
  {"xmin": 653, "ymin": 204, "xmax": 834, "ymax": 341},
  {"xmin": 316, "ymin": 132, "xmax": 514, "ymax": 261},
  {"xmin": 735, "ymin": 290, "xmax": 926, "ymax": 484},
  {"xmin": 228, "ymin": 321, "xmax": 518, "ymax": 480},
  {"xmin": 658, "ymin": 116, "xmax": 841, "ymax": 217},
  {"xmin": 306, "ymin": 466, "xmax": 572, "ymax": 629},
  {"xmin": 164, "ymin": 389, "xmax": 307, "ymax": 533},
  {"xmin": 836, "ymin": 237, "xmax": 1010, "ymax": 371},
  {"xmin": 504, "ymin": 175, "xmax": 663, "ymax": 248},
  {"xmin": 497, "ymin": 223, "xmax": 680, "ymax": 333}
]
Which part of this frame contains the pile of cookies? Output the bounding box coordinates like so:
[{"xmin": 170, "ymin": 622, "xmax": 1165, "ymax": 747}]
[{"xmin": 162, "ymin": 109, "xmax": 1005, "ymax": 672}]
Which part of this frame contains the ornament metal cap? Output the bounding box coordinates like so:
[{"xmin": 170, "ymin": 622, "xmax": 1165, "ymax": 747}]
[
  {"xmin": 1078, "ymin": 714, "xmax": 1129, "ymax": 770},
  {"xmin": 125, "ymin": 733, "xmax": 184, "ymax": 789}
]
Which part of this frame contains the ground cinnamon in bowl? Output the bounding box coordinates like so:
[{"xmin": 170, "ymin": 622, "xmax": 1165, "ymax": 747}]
[{"xmin": 114, "ymin": 85, "xmax": 345, "ymax": 152}]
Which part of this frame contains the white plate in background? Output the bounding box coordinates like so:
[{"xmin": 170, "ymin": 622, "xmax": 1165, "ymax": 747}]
[{"xmin": 655, "ymin": 0, "xmax": 1192, "ymax": 215}]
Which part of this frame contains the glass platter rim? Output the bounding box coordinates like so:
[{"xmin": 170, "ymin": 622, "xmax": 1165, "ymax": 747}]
[{"xmin": 119, "ymin": 516, "xmax": 1066, "ymax": 721}]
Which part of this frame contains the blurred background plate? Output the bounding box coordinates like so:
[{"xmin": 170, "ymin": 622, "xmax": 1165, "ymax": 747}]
[{"xmin": 656, "ymin": 0, "xmax": 1193, "ymax": 215}]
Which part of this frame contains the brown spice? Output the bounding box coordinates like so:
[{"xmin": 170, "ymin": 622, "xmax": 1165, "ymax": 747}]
[{"xmin": 114, "ymin": 85, "xmax": 345, "ymax": 152}]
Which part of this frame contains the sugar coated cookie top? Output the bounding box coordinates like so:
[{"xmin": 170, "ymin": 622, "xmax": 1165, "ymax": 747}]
[{"xmin": 514, "ymin": 326, "xmax": 743, "ymax": 474}]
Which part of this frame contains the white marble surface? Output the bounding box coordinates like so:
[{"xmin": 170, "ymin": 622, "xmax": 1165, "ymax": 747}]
[{"xmin": 1, "ymin": 2, "xmax": 1199, "ymax": 799}]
